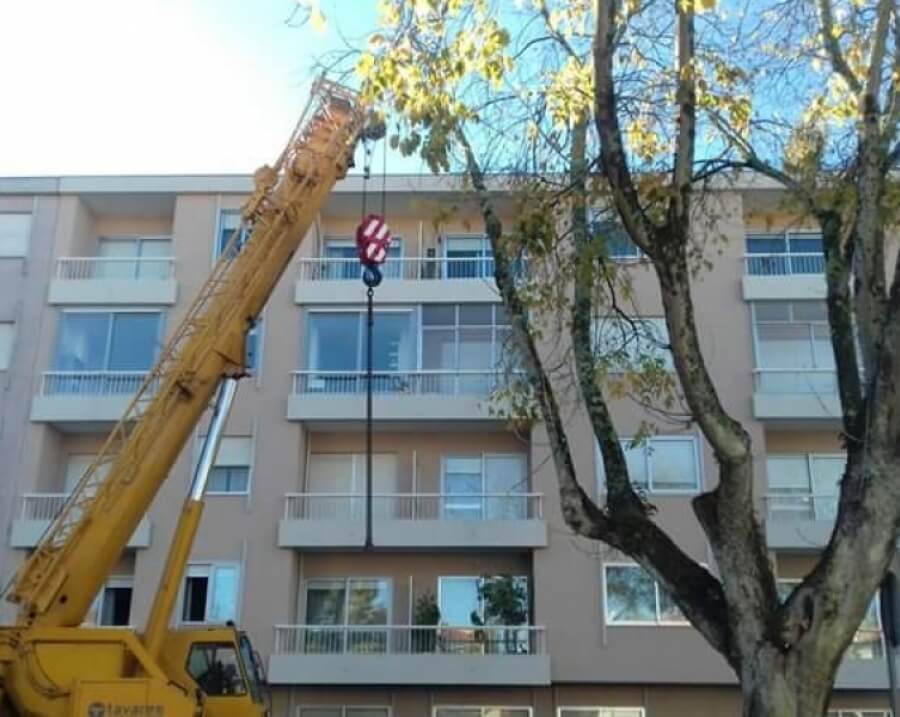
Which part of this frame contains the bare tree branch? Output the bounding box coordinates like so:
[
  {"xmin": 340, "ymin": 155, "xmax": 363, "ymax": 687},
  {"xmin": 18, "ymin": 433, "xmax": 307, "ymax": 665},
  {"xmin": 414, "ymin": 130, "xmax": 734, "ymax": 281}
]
[{"xmin": 816, "ymin": 0, "xmax": 863, "ymax": 94}]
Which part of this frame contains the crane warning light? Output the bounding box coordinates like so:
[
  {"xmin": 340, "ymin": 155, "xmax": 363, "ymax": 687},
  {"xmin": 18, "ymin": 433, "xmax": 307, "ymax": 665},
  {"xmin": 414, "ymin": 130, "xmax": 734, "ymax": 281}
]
[{"xmin": 356, "ymin": 214, "xmax": 392, "ymax": 267}]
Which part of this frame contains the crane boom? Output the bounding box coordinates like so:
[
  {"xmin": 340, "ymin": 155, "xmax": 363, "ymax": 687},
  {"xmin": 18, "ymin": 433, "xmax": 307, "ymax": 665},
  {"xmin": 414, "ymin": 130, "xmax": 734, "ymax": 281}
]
[{"xmin": 6, "ymin": 78, "xmax": 369, "ymax": 628}]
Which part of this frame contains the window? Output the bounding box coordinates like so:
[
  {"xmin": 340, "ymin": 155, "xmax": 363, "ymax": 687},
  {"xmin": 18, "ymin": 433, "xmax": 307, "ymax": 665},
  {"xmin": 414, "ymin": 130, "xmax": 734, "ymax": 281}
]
[
  {"xmin": 559, "ymin": 710, "xmax": 644, "ymax": 717},
  {"xmin": 85, "ymin": 577, "xmax": 133, "ymax": 626},
  {"xmin": 97, "ymin": 237, "xmax": 172, "ymax": 279},
  {"xmin": 181, "ymin": 564, "xmax": 240, "ymax": 624},
  {"xmin": 435, "ymin": 708, "xmax": 531, "ymax": 717},
  {"xmin": 589, "ymin": 210, "xmax": 641, "ymax": 260},
  {"xmin": 323, "ymin": 237, "xmax": 403, "ymax": 279},
  {"xmin": 53, "ymin": 311, "xmax": 161, "ymax": 372},
  {"xmin": 0, "ymin": 213, "xmax": 31, "ymax": 257},
  {"xmin": 305, "ymin": 453, "xmax": 398, "ymax": 518},
  {"xmin": 245, "ymin": 319, "xmax": 262, "ymax": 375},
  {"xmin": 438, "ymin": 575, "xmax": 530, "ymax": 654},
  {"xmin": 305, "ymin": 578, "xmax": 391, "ymax": 653},
  {"xmin": 746, "ymin": 232, "xmax": 824, "ymax": 275},
  {"xmin": 307, "ymin": 310, "xmax": 415, "ymax": 375},
  {"xmin": 422, "ymin": 303, "xmax": 514, "ymax": 388},
  {"xmin": 216, "ymin": 210, "xmax": 250, "ymax": 259},
  {"xmin": 442, "ymin": 454, "xmax": 528, "ymax": 519},
  {"xmin": 604, "ymin": 564, "xmax": 687, "ymax": 625},
  {"xmin": 186, "ymin": 642, "xmax": 247, "ymax": 696},
  {"xmin": 593, "ymin": 317, "xmax": 672, "ymax": 371},
  {"xmin": 752, "ymin": 301, "xmax": 835, "ymax": 394},
  {"xmin": 203, "ymin": 437, "xmax": 253, "ymax": 495},
  {"xmin": 299, "ymin": 709, "xmax": 390, "ymax": 717},
  {"xmin": 597, "ymin": 437, "xmax": 700, "ymax": 494},
  {"xmin": 443, "ymin": 235, "xmax": 494, "ymax": 278},
  {"xmin": 827, "ymin": 711, "xmax": 890, "ymax": 717},
  {"xmin": 778, "ymin": 581, "xmax": 882, "ymax": 659},
  {"xmin": 0, "ymin": 321, "xmax": 14, "ymax": 370},
  {"xmin": 766, "ymin": 454, "xmax": 844, "ymax": 521}
]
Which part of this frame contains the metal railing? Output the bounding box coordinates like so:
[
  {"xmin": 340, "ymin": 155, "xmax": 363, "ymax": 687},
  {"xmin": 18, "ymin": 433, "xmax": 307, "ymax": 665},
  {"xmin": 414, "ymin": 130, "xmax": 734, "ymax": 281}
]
[
  {"xmin": 743, "ymin": 253, "xmax": 825, "ymax": 276},
  {"xmin": 297, "ymin": 256, "xmax": 511, "ymax": 281},
  {"xmin": 273, "ymin": 624, "xmax": 545, "ymax": 656},
  {"xmin": 752, "ymin": 368, "xmax": 837, "ymax": 394},
  {"xmin": 291, "ymin": 369, "xmax": 518, "ymax": 396},
  {"xmin": 764, "ymin": 493, "xmax": 838, "ymax": 522},
  {"xmin": 39, "ymin": 371, "xmax": 155, "ymax": 396},
  {"xmin": 56, "ymin": 256, "xmax": 176, "ymax": 280},
  {"xmin": 283, "ymin": 492, "xmax": 543, "ymax": 521},
  {"xmin": 17, "ymin": 493, "xmax": 68, "ymax": 521}
]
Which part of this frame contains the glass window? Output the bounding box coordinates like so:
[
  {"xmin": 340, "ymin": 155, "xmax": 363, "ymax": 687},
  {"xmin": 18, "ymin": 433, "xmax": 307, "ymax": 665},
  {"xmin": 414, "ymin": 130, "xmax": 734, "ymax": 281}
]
[
  {"xmin": 324, "ymin": 238, "xmax": 402, "ymax": 279},
  {"xmin": 560, "ymin": 710, "xmax": 644, "ymax": 717},
  {"xmin": 98, "ymin": 237, "xmax": 172, "ymax": 279},
  {"xmin": 306, "ymin": 311, "xmax": 414, "ymax": 374},
  {"xmin": 209, "ymin": 467, "xmax": 249, "ymax": 494},
  {"xmin": 444, "ymin": 236, "xmax": 493, "ymax": 278},
  {"xmin": 85, "ymin": 578, "xmax": 133, "ymax": 626},
  {"xmin": 767, "ymin": 455, "xmax": 844, "ymax": 521},
  {"xmin": 245, "ymin": 320, "xmax": 262, "ymax": 375},
  {"xmin": 0, "ymin": 213, "xmax": 31, "ymax": 257},
  {"xmin": 598, "ymin": 437, "xmax": 699, "ymax": 494},
  {"xmin": 304, "ymin": 578, "xmax": 391, "ymax": 654},
  {"xmin": 181, "ymin": 564, "xmax": 240, "ymax": 624},
  {"xmin": 0, "ymin": 321, "xmax": 14, "ymax": 370},
  {"xmin": 588, "ymin": 210, "xmax": 641, "ymax": 260},
  {"xmin": 53, "ymin": 312, "xmax": 160, "ymax": 372},
  {"xmin": 186, "ymin": 643, "xmax": 247, "ymax": 696},
  {"xmin": 442, "ymin": 454, "xmax": 527, "ymax": 520},
  {"xmin": 435, "ymin": 708, "xmax": 530, "ymax": 717},
  {"xmin": 216, "ymin": 211, "xmax": 250, "ymax": 259},
  {"xmin": 604, "ymin": 565, "xmax": 687, "ymax": 625},
  {"xmin": 421, "ymin": 304, "xmax": 514, "ymax": 382}
]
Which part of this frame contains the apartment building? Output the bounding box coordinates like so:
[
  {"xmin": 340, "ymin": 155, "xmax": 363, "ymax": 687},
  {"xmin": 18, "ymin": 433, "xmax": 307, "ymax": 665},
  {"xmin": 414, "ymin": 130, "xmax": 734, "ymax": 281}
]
[{"xmin": 0, "ymin": 173, "xmax": 893, "ymax": 717}]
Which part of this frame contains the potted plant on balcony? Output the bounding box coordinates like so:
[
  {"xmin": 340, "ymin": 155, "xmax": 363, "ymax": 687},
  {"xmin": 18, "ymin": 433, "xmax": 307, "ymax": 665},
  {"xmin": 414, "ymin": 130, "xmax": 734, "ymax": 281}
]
[
  {"xmin": 472, "ymin": 575, "xmax": 529, "ymax": 655},
  {"xmin": 412, "ymin": 591, "xmax": 440, "ymax": 653}
]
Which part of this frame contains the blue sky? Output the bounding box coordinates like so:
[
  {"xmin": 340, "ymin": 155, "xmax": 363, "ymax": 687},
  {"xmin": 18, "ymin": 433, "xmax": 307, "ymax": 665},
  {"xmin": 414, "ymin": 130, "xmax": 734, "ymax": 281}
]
[{"xmin": 0, "ymin": 0, "xmax": 418, "ymax": 176}]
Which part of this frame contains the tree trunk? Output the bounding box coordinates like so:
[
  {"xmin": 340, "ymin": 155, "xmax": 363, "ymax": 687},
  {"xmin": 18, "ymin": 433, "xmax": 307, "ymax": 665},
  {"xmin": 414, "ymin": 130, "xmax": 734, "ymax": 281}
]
[{"xmin": 741, "ymin": 643, "xmax": 837, "ymax": 717}]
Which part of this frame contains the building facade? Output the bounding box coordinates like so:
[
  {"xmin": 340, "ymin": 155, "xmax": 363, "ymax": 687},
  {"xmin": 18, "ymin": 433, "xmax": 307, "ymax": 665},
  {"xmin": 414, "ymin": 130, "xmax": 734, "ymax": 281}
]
[{"xmin": 0, "ymin": 174, "xmax": 893, "ymax": 717}]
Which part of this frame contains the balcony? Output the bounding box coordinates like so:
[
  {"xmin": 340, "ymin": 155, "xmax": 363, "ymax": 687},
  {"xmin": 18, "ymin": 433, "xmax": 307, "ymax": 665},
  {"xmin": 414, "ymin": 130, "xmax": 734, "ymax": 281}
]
[
  {"xmin": 48, "ymin": 257, "xmax": 177, "ymax": 305},
  {"xmin": 10, "ymin": 493, "xmax": 151, "ymax": 548},
  {"xmin": 278, "ymin": 493, "xmax": 547, "ymax": 549},
  {"xmin": 31, "ymin": 371, "xmax": 155, "ymax": 428},
  {"xmin": 295, "ymin": 257, "xmax": 504, "ymax": 304},
  {"xmin": 764, "ymin": 493, "xmax": 837, "ymax": 549},
  {"xmin": 287, "ymin": 370, "xmax": 520, "ymax": 424},
  {"xmin": 742, "ymin": 252, "xmax": 826, "ymax": 301},
  {"xmin": 751, "ymin": 369, "xmax": 840, "ymax": 422},
  {"xmin": 267, "ymin": 624, "xmax": 550, "ymax": 686}
]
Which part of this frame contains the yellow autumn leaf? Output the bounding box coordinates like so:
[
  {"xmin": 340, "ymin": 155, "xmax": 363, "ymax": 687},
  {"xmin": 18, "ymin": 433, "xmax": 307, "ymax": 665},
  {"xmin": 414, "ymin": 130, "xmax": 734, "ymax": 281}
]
[{"xmin": 310, "ymin": 6, "xmax": 327, "ymax": 33}]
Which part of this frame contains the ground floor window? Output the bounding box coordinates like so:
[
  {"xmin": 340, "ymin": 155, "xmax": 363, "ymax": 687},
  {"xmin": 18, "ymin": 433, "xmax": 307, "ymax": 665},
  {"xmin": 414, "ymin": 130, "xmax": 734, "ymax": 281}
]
[
  {"xmin": 434, "ymin": 709, "xmax": 531, "ymax": 717},
  {"xmin": 299, "ymin": 709, "xmax": 390, "ymax": 717},
  {"xmin": 559, "ymin": 710, "xmax": 645, "ymax": 717},
  {"xmin": 827, "ymin": 711, "xmax": 890, "ymax": 717}
]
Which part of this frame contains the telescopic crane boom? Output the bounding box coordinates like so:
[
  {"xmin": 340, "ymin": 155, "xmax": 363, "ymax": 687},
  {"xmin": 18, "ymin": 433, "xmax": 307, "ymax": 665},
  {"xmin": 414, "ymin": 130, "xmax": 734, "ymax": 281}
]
[{"xmin": 0, "ymin": 78, "xmax": 379, "ymax": 717}]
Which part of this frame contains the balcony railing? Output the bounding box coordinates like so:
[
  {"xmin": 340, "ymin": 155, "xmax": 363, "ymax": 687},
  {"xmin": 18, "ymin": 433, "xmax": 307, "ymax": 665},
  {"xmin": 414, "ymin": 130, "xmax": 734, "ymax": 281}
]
[
  {"xmin": 298, "ymin": 256, "xmax": 500, "ymax": 281},
  {"xmin": 40, "ymin": 371, "xmax": 154, "ymax": 396},
  {"xmin": 291, "ymin": 370, "xmax": 517, "ymax": 396},
  {"xmin": 752, "ymin": 368, "xmax": 837, "ymax": 394},
  {"xmin": 17, "ymin": 493, "xmax": 68, "ymax": 521},
  {"xmin": 56, "ymin": 256, "xmax": 176, "ymax": 280},
  {"xmin": 765, "ymin": 493, "xmax": 838, "ymax": 522},
  {"xmin": 273, "ymin": 624, "xmax": 545, "ymax": 656},
  {"xmin": 283, "ymin": 493, "xmax": 543, "ymax": 521},
  {"xmin": 743, "ymin": 252, "xmax": 825, "ymax": 276}
]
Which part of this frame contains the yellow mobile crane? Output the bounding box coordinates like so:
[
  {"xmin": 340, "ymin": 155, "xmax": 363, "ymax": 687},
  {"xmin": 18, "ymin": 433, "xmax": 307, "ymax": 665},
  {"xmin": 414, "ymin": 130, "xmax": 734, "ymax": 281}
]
[{"xmin": 0, "ymin": 79, "xmax": 380, "ymax": 717}]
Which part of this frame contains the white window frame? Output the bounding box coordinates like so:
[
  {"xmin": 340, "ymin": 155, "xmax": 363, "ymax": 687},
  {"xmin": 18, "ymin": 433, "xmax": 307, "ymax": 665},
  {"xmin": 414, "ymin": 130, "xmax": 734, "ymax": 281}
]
[
  {"xmin": 298, "ymin": 708, "xmax": 393, "ymax": 717},
  {"xmin": 588, "ymin": 208, "xmax": 643, "ymax": 262},
  {"xmin": 87, "ymin": 575, "xmax": 134, "ymax": 627},
  {"xmin": 245, "ymin": 315, "xmax": 264, "ymax": 381},
  {"xmin": 214, "ymin": 209, "xmax": 250, "ymax": 262},
  {"xmin": 304, "ymin": 577, "xmax": 394, "ymax": 628},
  {"xmin": 53, "ymin": 308, "xmax": 165, "ymax": 371},
  {"xmin": 0, "ymin": 212, "xmax": 32, "ymax": 258},
  {"xmin": 749, "ymin": 300, "xmax": 833, "ymax": 371},
  {"xmin": 596, "ymin": 435, "xmax": 701, "ymax": 495},
  {"xmin": 421, "ymin": 303, "xmax": 512, "ymax": 371},
  {"xmin": 826, "ymin": 711, "xmax": 890, "ymax": 717},
  {"xmin": 179, "ymin": 562, "xmax": 242, "ymax": 626},
  {"xmin": 602, "ymin": 563, "xmax": 690, "ymax": 627},
  {"xmin": 433, "ymin": 707, "xmax": 533, "ymax": 717},
  {"xmin": 441, "ymin": 453, "xmax": 529, "ymax": 518},
  {"xmin": 305, "ymin": 307, "xmax": 416, "ymax": 373},
  {"xmin": 0, "ymin": 321, "xmax": 15, "ymax": 370},
  {"xmin": 557, "ymin": 710, "xmax": 646, "ymax": 717}
]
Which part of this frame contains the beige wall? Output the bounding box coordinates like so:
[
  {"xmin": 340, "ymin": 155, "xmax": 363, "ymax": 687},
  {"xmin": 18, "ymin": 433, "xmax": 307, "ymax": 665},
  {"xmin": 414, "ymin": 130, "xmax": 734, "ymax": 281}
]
[{"xmin": 0, "ymin": 179, "xmax": 891, "ymax": 705}]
